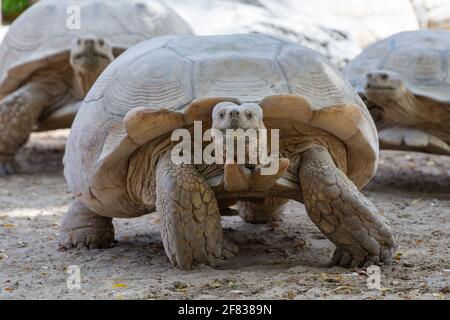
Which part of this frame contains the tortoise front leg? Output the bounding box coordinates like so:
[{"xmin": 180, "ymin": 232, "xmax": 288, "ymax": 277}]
[
  {"xmin": 155, "ymin": 151, "xmax": 238, "ymax": 270},
  {"xmin": 0, "ymin": 82, "xmax": 54, "ymax": 176},
  {"xmin": 299, "ymin": 146, "xmax": 396, "ymax": 267}
]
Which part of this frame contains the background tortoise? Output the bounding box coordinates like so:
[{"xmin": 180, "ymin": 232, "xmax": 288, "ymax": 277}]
[
  {"xmin": 0, "ymin": 0, "xmax": 193, "ymax": 176},
  {"xmin": 61, "ymin": 34, "xmax": 396, "ymax": 269},
  {"xmin": 345, "ymin": 30, "xmax": 450, "ymax": 155}
]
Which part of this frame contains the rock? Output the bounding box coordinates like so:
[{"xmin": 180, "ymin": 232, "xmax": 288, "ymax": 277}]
[
  {"xmin": 166, "ymin": 0, "xmax": 420, "ymax": 69},
  {"xmin": 403, "ymin": 262, "xmax": 414, "ymax": 267},
  {"xmin": 288, "ymin": 265, "xmax": 309, "ymax": 274},
  {"xmin": 172, "ymin": 281, "xmax": 189, "ymax": 290},
  {"xmin": 196, "ymin": 294, "xmax": 219, "ymax": 299},
  {"xmin": 440, "ymin": 286, "xmax": 450, "ymax": 294},
  {"xmin": 411, "ymin": 0, "xmax": 450, "ymax": 29},
  {"xmin": 229, "ymin": 290, "xmax": 244, "ymax": 294}
]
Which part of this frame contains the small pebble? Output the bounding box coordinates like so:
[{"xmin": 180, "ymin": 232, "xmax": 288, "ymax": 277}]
[
  {"xmin": 403, "ymin": 262, "xmax": 414, "ymax": 267},
  {"xmin": 440, "ymin": 286, "xmax": 450, "ymax": 294}
]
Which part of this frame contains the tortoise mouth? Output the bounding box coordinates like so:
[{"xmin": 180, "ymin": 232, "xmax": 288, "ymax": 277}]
[
  {"xmin": 365, "ymin": 84, "xmax": 397, "ymax": 91},
  {"xmin": 73, "ymin": 53, "xmax": 110, "ymax": 60}
]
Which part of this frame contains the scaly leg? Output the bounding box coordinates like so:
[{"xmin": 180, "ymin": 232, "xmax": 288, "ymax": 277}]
[
  {"xmin": 299, "ymin": 146, "xmax": 396, "ymax": 267},
  {"xmin": 58, "ymin": 200, "xmax": 115, "ymax": 249},
  {"xmin": 0, "ymin": 82, "xmax": 56, "ymax": 176},
  {"xmin": 156, "ymin": 151, "xmax": 238, "ymax": 270},
  {"xmin": 238, "ymin": 198, "xmax": 288, "ymax": 224}
]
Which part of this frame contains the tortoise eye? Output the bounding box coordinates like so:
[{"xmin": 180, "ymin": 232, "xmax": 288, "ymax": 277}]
[
  {"xmin": 98, "ymin": 39, "xmax": 105, "ymax": 46},
  {"xmin": 246, "ymin": 112, "xmax": 253, "ymax": 119},
  {"xmin": 219, "ymin": 112, "xmax": 225, "ymax": 119}
]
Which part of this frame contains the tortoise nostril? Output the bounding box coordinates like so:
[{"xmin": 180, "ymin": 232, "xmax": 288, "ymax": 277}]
[
  {"xmin": 381, "ymin": 73, "xmax": 389, "ymax": 80},
  {"xmin": 230, "ymin": 110, "xmax": 240, "ymax": 118},
  {"xmin": 366, "ymin": 73, "xmax": 373, "ymax": 79},
  {"xmin": 85, "ymin": 39, "xmax": 95, "ymax": 46}
]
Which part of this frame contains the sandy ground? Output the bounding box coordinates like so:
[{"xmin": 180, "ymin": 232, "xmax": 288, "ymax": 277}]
[{"xmin": 0, "ymin": 130, "xmax": 449, "ymax": 300}]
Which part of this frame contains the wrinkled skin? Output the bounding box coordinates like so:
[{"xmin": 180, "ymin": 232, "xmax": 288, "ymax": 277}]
[
  {"xmin": 364, "ymin": 70, "xmax": 410, "ymax": 129},
  {"xmin": 363, "ymin": 69, "xmax": 450, "ymax": 155}
]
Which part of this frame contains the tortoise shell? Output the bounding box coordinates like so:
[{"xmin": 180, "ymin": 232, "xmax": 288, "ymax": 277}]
[
  {"xmin": 0, "ymin": 0, "xmax": 193, "ymax": 98},
  {"xmin": 64, "ymin": 34, "xmax": 378, "ymax": 217},
  {"xmin": 345, "ymin": 30, "xmax": 450, "ymax": 104}
]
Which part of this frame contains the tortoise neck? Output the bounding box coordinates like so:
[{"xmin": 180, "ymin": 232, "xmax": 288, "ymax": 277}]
[
  {"xmin": 390, "ymin": 90, "xmax": 421, "ymax": 125},
  {"xmin": 72, "ymin": 70, "xmax": 101, "ymax": 97},
  {"xmin": 372, "ymin": 89, "xmax": 450, "ymax": 142},
  {"xmin": 385, "ymin": 91, "xmax": 449, "ymax": 126},
  {"xmin": 367, "ymin": 88, "xmax": 420, "ymax": 128}
]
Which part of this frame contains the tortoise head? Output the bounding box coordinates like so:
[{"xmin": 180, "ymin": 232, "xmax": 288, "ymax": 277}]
[
  {"xmin": 70, "ymin": 37, "xmax": 115, "ymax": 94},
  {"xmin": 211, "ymin": 102, "xmax": 264, "ymax": 131},
  {"xmin": 364, "ymin": 70, "xmax": 407, "ymax": 101},
  {"xmin": 211, "ymin": 101, "xmax": 268, "ymax": 172},
  {"xmin": 363, "ymin": 70, "xmax": 408, "ymax": 128}
]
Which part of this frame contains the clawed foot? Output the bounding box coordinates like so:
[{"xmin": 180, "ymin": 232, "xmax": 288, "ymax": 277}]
[
  {"xmin": 0, "ymin": 158, "xmax": 17, "ymax": 176},
  {"xmin": 58, "ymin": 226, "xmax": 115, "ymax": 250},
  {"xmin": 58, "ymin": 200, "xmax": 115, "ymax": 250},
  {"xmin": 331, "ymin": 244, "xmax": 394, "ymax": 268},
  {"xmin": 207, "ymin": 239, "xmax": 239, "ymax": 267},
  {"xmin": 299, "ymin": 146, "xmax": 397, "ymax": 269},
  {"xmin": 167, "ymin": 237, "xmax": 239, "ymax": 270},
  {"xmin": 324, "ymin": 193, "xmax": 397, "ymax": 268},
  {"xmin": 323, "ymin": 192, "xmax": 397, "ymax": 268}
]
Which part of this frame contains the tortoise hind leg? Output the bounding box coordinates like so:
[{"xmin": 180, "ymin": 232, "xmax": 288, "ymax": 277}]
[
  {"xmin": 299, "ymin": 146, "xmax": 396, "ymax": 267},
  {"xmin": 0, "ymin": 82, "xmax": 57, "ymax": 176},
  {"xmin": 155, "ymin": 151, "xmax": 238, "ymax": 270},
  {"xmin": 58, "ymin": 200, "xmax": 115, "ymax": 250},
  {"xmin": 237, "ymin": 198, "xmax": 288, "ymax": 224}
]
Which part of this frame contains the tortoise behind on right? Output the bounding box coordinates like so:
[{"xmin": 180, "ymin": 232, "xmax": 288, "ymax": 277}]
[{"xmin": 345, "ymin": 30, "xmax": 450, "ymax": 155}]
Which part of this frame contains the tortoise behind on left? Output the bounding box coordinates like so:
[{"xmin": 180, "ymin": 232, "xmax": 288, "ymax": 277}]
[{"xmin": 0, "ymin": 0, "xmax": 193, "ymax": 176}]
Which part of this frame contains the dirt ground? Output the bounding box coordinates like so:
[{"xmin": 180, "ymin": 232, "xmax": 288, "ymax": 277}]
[{"xmin": 0, "ymin": 130, "xmax": 449, "ymax": 300}]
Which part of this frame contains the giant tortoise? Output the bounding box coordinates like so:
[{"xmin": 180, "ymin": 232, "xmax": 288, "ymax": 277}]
[
  {"xmin": 0, "ymin": 0, "xmax": 193, "ymax": 176},
  {"xmin": 346, "ymin": 30, "xmax": 450, "ymax": 155},
  {"xmin": 60, "ymin": 34, "xmax": 396, "ymax": 269}
]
